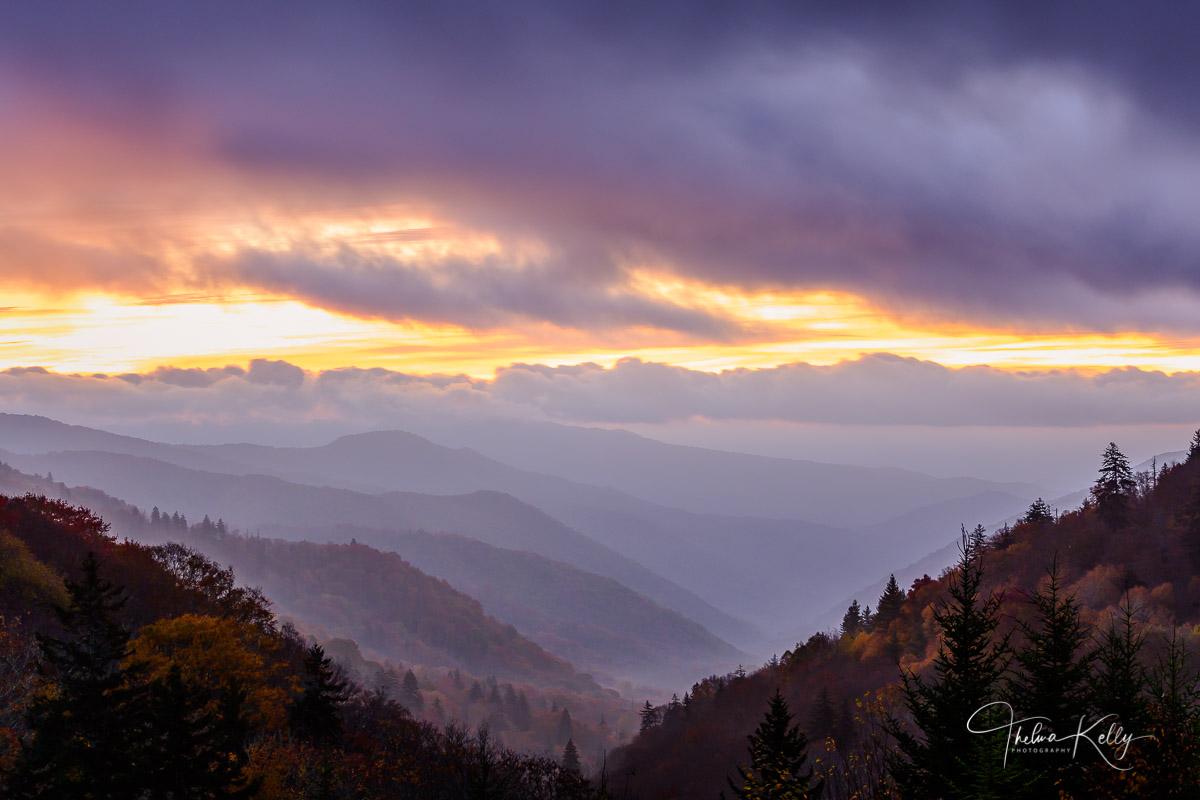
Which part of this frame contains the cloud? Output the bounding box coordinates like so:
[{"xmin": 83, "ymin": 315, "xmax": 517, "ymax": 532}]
[
  {"xmin": 3, "ymin": 356, "xmax": 1200, "ymax": 437},
  {"xmin": 3, "ymin": 2, "xmax": 1200, "ymax": 334}
]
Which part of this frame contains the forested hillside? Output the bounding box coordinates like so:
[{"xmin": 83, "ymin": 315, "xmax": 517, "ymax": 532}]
[
  {"xmin": 0, "ymin": 493, "xmax": 616, "ymax": 797},
  {"xmin": 612, "ymin": 435, "xmax": 1200, "ymax": 799}
]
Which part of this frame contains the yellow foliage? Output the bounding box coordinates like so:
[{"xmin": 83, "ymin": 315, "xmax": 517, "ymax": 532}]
[
  {"xmin": 0, "ymin": 530, "xmax": 67, "ymax": 607},
  {"xmin": 128, "ymin": 613, "xmax": 297, "ymax": 730}
]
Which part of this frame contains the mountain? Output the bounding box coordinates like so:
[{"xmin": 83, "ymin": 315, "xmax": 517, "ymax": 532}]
[
  {"xmin": 269, "ymin": 524, "xmax": 745, "ymax": 687},
  {"xmin": 0, "ymin": 488, "xmax": 631, "ymax": 791},
  {"xmin": 0, "ymin": 414, "xmax": 1048, "ymax": 641},
  {"xmin": 0, "ymin": 446, "xmax": 749, "ymax": 647},
  {"xmin": 397, "ymin": 417, "xmax": 1043, "ymax": 527},
  {"xmin": 610, "ymin": 439, "xmax": 1200, "ymax": 798}
]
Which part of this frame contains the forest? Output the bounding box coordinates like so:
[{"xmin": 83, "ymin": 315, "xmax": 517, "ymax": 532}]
[
  {"xmin": 0, "ymin": 494, "xmax": 606, "ymax": 798},
  {"xmin": 612, "ymin": 435, "xmax": 1200, "ymax": 798},
  {"xmin": 4, "ymin": 434, "xmax": 1200, "ymax": 797}
]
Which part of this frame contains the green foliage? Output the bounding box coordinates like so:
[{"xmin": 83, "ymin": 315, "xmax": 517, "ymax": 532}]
[
  {"xmin": 1138, "ymin": 630, "xmax": 1200, "ymax": 796},
  {"xmin": 0, "ymin": 532, "xmax": 67, "ymax": 610},
  {"xmin": 8, "ymin": 551, "xmax": 140, "ymax": 799},
  {"xmin": 887, "ymin": 535, "xmax": 1031, "ymax": 800},
  {"xmin": 1004, "ymin": 557, "xmax": 1093, "ymax": 795},
  {"xmin": 726, "ymin": 689, "xmax": 824, "ymax": 800}
]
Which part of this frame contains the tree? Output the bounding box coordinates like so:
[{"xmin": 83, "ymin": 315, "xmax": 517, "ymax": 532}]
[
  {"xmin": 1189, "ymin": 429, "xmax": 1200, "ymax": 463},
  {"xmin": 138, "ymin": 665, "xmax": 258, "ymax": 799},
  {"xmin": 8, "ymin": 552, "xmax": 141, "ymax": 799},
  {"xmin": 1090, "ymin": 595, "xmax": 1147, "ymax": 733},
  {"xmin": 807, "ymin": 687, "xmax": 835, "ymax": 741},
  {"xmin": 290, "ymin": 644, "xmax": 350, "ymax": 745},
  {"xmin": 1092, "ymin": 442, "xmax": 1136, "ymax": 528},
  {"xmin": 561, "ymin": 738, "xmax": 582, "ymax": 775},
  {"xmin": 726, "ymin": 689, "xmax": 824, "ymax": 800},
  {"xmin": 1086, "ymin": 596, "xmax": 1150, "ymax": 798},
  {"xmin": 401, "ymin": 668, "xmax": 424, "ymax": 713},
  {"xmin": 1004, "ymin": 558, "xmax": 1093, "ymax": 796},
  {"xmin": 1138, "ymin": 629, "xmax": 1200, "ymax": 795},
  {"xmin": 841, "ymin": 600, "xmax": 863, "ymax": 637},
  {"xmin": 1021, "ymin": 498, "xmax": 1053, "ymax": 525},
  {"xmin": 887, "ymin": 534, "xmax": 1030, "ymax": 800},
  {"xmin": 875, "ymin": 575, "xmax": 906, "ymax": 632},
  {"xmin": 639, "ymin": 700, "xmax": 659, "ymax": 732},
  {"xmin": 557, "ymin": 708, "xmax": 573, "ymax": 745}
]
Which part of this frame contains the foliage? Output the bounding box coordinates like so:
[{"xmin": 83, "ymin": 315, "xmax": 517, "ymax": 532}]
[{"xmin": 725, "ymin": 689, "xmax": 824, "ymax": 800}]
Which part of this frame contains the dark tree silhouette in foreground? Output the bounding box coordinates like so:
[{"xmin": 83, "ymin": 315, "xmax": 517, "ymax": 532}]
[
  {"xmin": 725, "ymin": 689, "xmax": 823, "ymax": 800},
  {"xmin": 290, "ymin": 644, "xmax": 350, "ymax": 745},
  {"xmin": 9, "ymin": 552, "xmax": 139, "ymax": 799}
]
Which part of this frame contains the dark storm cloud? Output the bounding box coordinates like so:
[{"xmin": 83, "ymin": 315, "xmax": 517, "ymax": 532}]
[{"xmin": 3, "ymin": 1, "xmax": 1200, "ymax": 330}]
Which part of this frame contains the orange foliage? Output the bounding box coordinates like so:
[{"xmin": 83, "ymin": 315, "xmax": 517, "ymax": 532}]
[{"xmin": 128, "ymin": 613, "xmax": 297, "ymax": 730}]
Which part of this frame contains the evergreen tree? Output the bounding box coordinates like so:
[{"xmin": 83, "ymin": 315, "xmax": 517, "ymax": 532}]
[
  {"xmin": 561, "ymin": 738, "xmax": 582, "ymax": 775},
  {"xmin": 401, "ymin": 668, "xmax": 424, "ymax": 713},
  {"xmin": 841, "ymin": 600, "xmax": 863, "ymax": 637},
  {"xmin": 807, "ymin": 687, "xmax": 835, "ymax": 741},
  {"xmin": 139, "ymin": 666, "xmax": 258, "ymax": 799},
  {"xmin": 290, "ymin": 644, "xmax": 350, "ymax": 745},
  {"xmin": 860, "ymin": 604, "xmax": 874, "ymax": 633},
  {"xmin": 1090, "ymin": 595, "xmax": 1148, "ymax": 733},
  {"xmin": 1022, "ymin": 498, "xmax": 1053, "ymax": 525},
  {"xmin": 1086, "ymin": 597, "xmax": 1150, "ymax": 798},
  {"xmin": 875, "ymin": 574, "xmax": 906, "ymax": 631},
  {"xmin": 1139, "ymin": 629, "xmax": 1200, "ymax": 795},
  {"xmin": 992, "ymin": 522, "xmax": 1014, "ymax": 549},
  {"xmin": 1004, "ymin": 558, "xmax": 1093, "ymax": 795},
  {"xmin": 1189, "ymin": 429, "xmax": 1200, "ymax": 463},
  {"xmin": 726, "ymin": 689, "xmax": 824, "ymax": 800},
  {"xmin": 1092, "ymin": 442, "xmax": 1136, "ymax": 528},
  {"xmin": 150, "ymin": 506, "xmax": 161, "ymax": 526},
  {"xmin": 887, "ymin": 535, "xmax": 1030, "ymax": 800},
  {"xmin": 9, "ymin": 552, "xmax": 141, "ymax": 799},
  {"xmin": 639, "ymin": 701, "xmax": 659, "ymax": 732},
  {"xmin": 557, "ymin": 708, "xmax": 573, "ymax": 744}
]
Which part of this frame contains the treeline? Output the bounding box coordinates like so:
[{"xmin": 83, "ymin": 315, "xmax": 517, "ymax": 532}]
[
  {"xmin": 0, "ymin": 494, "xmax": 610, "ymax": 798},
  {"xmin": 615, "ymin": 434, "xmax": 1200, "ymax": 798}
]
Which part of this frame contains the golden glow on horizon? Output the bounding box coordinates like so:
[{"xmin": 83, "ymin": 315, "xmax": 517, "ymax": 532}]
[{"xmin": 5, "ymin": 285, "xmax": 1200, "ymax": 378}]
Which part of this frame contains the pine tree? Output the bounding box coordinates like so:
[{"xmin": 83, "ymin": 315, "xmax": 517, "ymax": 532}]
[
  {"xmin": 1085, "ymin": 596, "xmax": 1150, "ymax": 797},
  {"xmin": 561, "ymin": 738, "xmax": 582, "ymax": 775},
  {"xmin": 290, "ymin": 644, "xmax": 350, "ymax": 745},
  {"xmin": 807, "ymin": 687, "xmax": 835, "ymax": 741},
  {"xmin": 841, "ymin": 600, "xmax": 863, "ymax": 637},
  {"xmin": 139, "ymin": 666, "xmax": 259, "ymax": 799},
  {"xmin": 1139, "ymin": 629, "xmax": 1200, "ymax": 795},
  {"xmin": 1022, "ymin": 497, "xmax": 1053, "ymax": 525},
  {"xmin": 401, "ymin": 668, "xmax": 424, "ymax": 713},
  {"xmin": 726, "ymin": 689, "xmax": 824, "ymax": 800},
  {"xmin": 887, "ymin": 534, "xmax": 1030, "ymax": 800},
  {"xmin": 1092, "ymin": 442, "xmax": 1136, "ymax": 528},
  {"xmin": 557, "ymin": 708, "xmax": 573, "ymax": 745},
  {"xmin": 1004, "ymin": 558, "xmax": 1093, "ymax": 795},
  {"xmin": 1189, "ymin": 429, "xmax": 1200, "ymax": 463},
  {"xmin": 639, "ymin": 700, "xmax": 659, "ymax": 732},
  {"xmin": 9, "ymin": 552, "xmax": 141, "ymax": 799},
  {"xmin": 1090, "ymin": 595, "xmax": 1148, "ymax": 732},
  {"xmin": 875, "ymin": 574, "xmax": 906, "ymax": 632},
  {"xmin": 860, "ymin": 604, "xmax": 874, "ymax": 633}
]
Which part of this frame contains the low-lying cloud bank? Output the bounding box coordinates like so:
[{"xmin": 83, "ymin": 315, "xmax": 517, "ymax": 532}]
[{"xmin": 2, "ymin": 355, "xmax": 1199, "ymax": 437}]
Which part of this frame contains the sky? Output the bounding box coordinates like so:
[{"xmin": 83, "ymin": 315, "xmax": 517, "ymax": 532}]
[{"xmin": 2, "ymin": 1, "xmax": 1199, "ymax": 479}]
